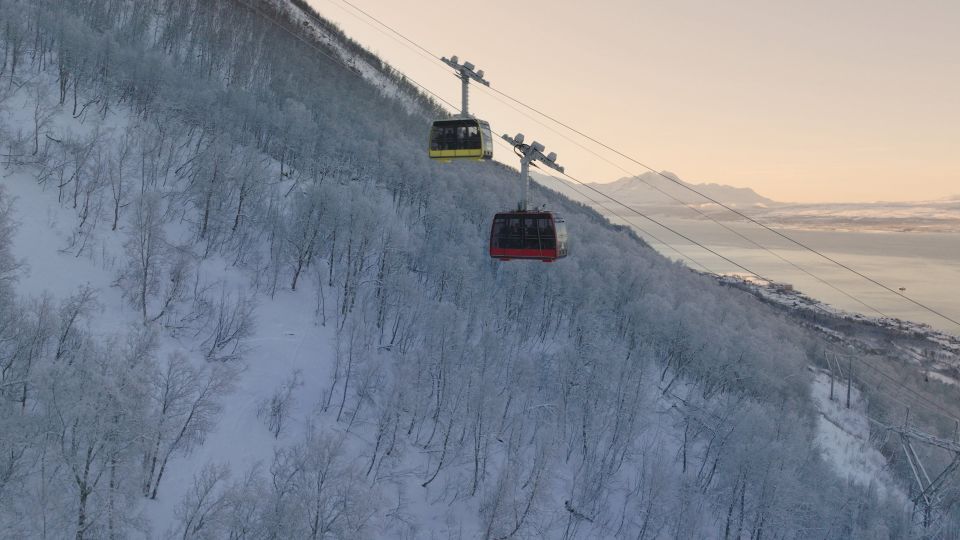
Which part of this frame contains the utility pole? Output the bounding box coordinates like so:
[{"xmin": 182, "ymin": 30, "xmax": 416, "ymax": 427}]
[
  {"xmin": 501, "ymin": 133, "xmax": 564, "ymax": 211},
  {"xmin": 441, "ymin": 56, "xmax": 489, "ymax": 117},
  {"xmin": 827, "ymin": 352, "xmax": 835, "ymax": 401},
  {"xmin": 829, "ymin": 365, "xmax": 835, "ymax": 401},
  {"xmin": 846, "ymin": 355, "xmax": 852, "ymax": 409}
]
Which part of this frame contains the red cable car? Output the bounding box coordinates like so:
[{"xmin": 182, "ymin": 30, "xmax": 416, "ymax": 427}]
[{"xmin": 489, "ymin": 211, "xmax": 568, "ymax": 262}]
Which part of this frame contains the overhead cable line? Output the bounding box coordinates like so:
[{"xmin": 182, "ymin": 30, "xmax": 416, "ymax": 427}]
[
  {"xmin": 305, "ymin": 0, "xmax": 960, "ymax": 429},
  {"xmin": 337, "ymin": 0, "xmax": 440, "ymax": 59},
  {"xmin": 327, "ymin": 0, "xmax": 758, "ymax": 278},
  {"xmin": 234, "ymin": 0, "xmax": 462, "ymax": 114},
  {"xmin": 486, "ymin": 83, "xmax": 960, "ymax": 329},
  {"xmin": 244, "ymin": 0, "xmax": 959, "ymax": 441},
  {"xmin": 492, "ymin": 135, "xmax": 770, "ymax": 280},
  {"xmin": 328, "ymin": 0, "xmax": 889, "ymax": 319},
  {"xmin": 328, "ymin": 0, "xmax": 959, "ymax": 330},
  {"xmin": 241, "ymin": 0, "xmax": 727, "ymax": 276},
  {"xmin": 256, "ymin": 0, "xmax": 887, "ymax": 320},
  {"xmin": 490, "ymin": 137, "xmax": 716, "ymax": 273},
  {"xmin": 849, "ymin": 354, "xmax": 958, "ymax": 421}
]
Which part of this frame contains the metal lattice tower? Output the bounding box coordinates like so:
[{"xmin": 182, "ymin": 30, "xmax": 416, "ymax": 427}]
[{"xmin": 870, "ymin": 411, "xmax": 960, "ymax": 529}]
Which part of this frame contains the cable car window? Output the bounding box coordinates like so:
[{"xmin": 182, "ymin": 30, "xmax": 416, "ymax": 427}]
[
  {"xmin": 479, "ymin": 122, "xmax": 493, "ymax": 157},
  {"xmin": 507, "ymin": 217, "xmax": 523, "ymax": 249},
  {"xmin": 491, "ymin": 218, "xmax": 507, "ymax": 248},
  {"xmin": 446, "ymin": 127, "xmax": 457, "ymax": 149},
  {"xmin": 537, "ymin": 218, "xmax": 554, "ymax": 238},
  {"xmin": 538, "ymin": 218, "xmax": 556, "ymax": 249},
  {"xmin": 467, "ymin": 126, "xmax": 480, "ymax": 148},
  {"xmin": 432, "ymin": 127, "xmax": 454, "ymax": 151},
  {"xmin": 524, "ymin": 217, "xmax": 540, "ymax": 250}
]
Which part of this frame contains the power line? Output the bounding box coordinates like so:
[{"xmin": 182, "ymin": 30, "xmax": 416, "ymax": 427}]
[
  {"xmin": 487, "ymin": 89, "xmax": 960, "ymax": 330},
  {"xmin": 326, "ymin": 0, "xmax": 890, "ymax": 319},
  {"xmin": 239, "ymin": 0, "xmax": 714, "ymax": 275},
  {"xmin": 326, "ymin": 0, "xmax": 760, "ymax": 278},
  {"xmin": 304, "ymin": 0, "xmax": 960, "ymax": 436},
  {"xmin": 326, "ymin": 0, "xmax": 959, "ymax": 331},
  {"xmin": 337, "ymin": 0, "xmax": 441, "ymax": 59},
  {"xmin": 245, "ymin": 0, "xmax": 960, "ymax": 465},
  {"xmin": 235, "ymin": 0, "xmax": 462, "ymax": 114},
  {"xmin": 558, "ymin": 169, "xmax": 767, "ymax": 279},
  {"xmin": 821, "ymin": 349, "xmax": 958, "ymax": 426},
  {"xmin": 850, "ymin": 354, "xmax": 957, "ymax": 421},
  {"xmin": 506, "ymin": 144, "xmax": 770, "ymax": 280},
  {"xmin": 248, "ymin": 0, "xmax": 730, "ymax": 278},
  {"xmin": 491, "ymin": 138, "xmax": 716, "ymax": 274},
  {"xmin": 237, "ymin": 0, "xmax": 956, "ymax": 480}
]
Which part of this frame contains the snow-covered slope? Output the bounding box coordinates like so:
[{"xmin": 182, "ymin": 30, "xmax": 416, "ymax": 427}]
[
  {"xmin": 0, "ymin": 77, "xmax": 341, "ymax": 536},
  {"xmin": 0, "ymin": 0, "xmax": 931, "ymax": 538},
  {"xmin": 263, "ymin": 0, "xmax": 426, "ymax": 115},
  {"xmin": 809, "ymin": 370, "xmax": 907, "ymax": 505}
]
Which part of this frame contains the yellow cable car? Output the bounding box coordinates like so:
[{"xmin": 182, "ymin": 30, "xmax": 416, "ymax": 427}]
[{"xmin": 428, "ymin": 118, "xmax": 493, "ymax": 161}]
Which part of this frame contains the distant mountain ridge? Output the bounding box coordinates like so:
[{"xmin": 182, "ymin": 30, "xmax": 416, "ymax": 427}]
[
  {"xmin": 534, "ymin": 171, "xmax": 960, "ymax": 232},
  {"xmin": 602, "ymin": 171, "xmax": 776, "ymax": 207},
  {"xmin": 536, "ymin": 170, "xmax": 777, "ymax": 209}
]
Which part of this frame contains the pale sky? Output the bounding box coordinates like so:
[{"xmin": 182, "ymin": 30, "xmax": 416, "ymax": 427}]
[{"xmin": 306, "ymin": 0, "xmax": 959, "ymax": 203}]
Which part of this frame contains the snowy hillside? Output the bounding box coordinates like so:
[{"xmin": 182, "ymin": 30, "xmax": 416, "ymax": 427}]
[{"xmin": 0, "ymin": 0, "xmax": 940, "ymax": 538}]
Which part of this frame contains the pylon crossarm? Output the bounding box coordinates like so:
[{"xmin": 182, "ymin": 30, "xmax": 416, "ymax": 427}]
[
  {"xmin": 906, "ymin": 426, "xmax": 960, "ymax": 453},
  {"xmin": 869, "ymin": 416, "xmax": 960, "ymax": 453}
]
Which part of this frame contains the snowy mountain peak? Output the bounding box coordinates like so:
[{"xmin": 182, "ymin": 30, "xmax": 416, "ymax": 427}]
[
  {"xmin": 608, "ymin": 171, "xmax": 776, "ymax": 207},
  {"xmin": 535, "ymin": 170, "xmax": 776, "ymax": 209}
]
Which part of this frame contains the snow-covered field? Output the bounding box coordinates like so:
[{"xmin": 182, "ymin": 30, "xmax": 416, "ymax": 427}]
[{"xmin": 809, "ymin": 370, "xmax": 907, "ymax": 505}]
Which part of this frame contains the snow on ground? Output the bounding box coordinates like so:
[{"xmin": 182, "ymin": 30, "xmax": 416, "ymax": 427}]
[
  {"xmin": 143, "ymin": 285, "xmax": 337, "ymax": 536},
  {"xmin": 3, "ymin": 162, "xmax": 340, "ymax": 534},
  {"xmin": 267, "ymin": 0, "xmax": 423, "ymax": 116},
  {"xmin": 809, "ymin": 369, "xmax": 907, "ymax": 506},
  {"xmin": 927, "ymin": 371, "xmax": 959, "ymax": 387},
  {"xmin": 0, "ymin": 72, "xmax": 507, "ymax": 536},
  {"xmin": 1, "ymin": 90, "xmax": 343, "ymax": 535}
]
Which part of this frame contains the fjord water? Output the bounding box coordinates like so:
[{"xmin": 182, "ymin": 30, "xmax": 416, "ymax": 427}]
[{"xmin": 613, "ymin": 217, "xmax": 960, "ymax": 334}]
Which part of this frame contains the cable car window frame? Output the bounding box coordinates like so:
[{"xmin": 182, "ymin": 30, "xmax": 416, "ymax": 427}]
[
  {"xmin": 538, "ymin": 217, "xmax": 556, "ymax": 250},
  {"xmin": 523, "ymin": 216, "xmax": 540, "ymax": 251},
  {"xmin": 478, "ymin": 121, "xmax": 493, "ymax": 159},
  {"xmin": 506, "ymin": 216, "xmax": 523, "ymax": 249}
]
